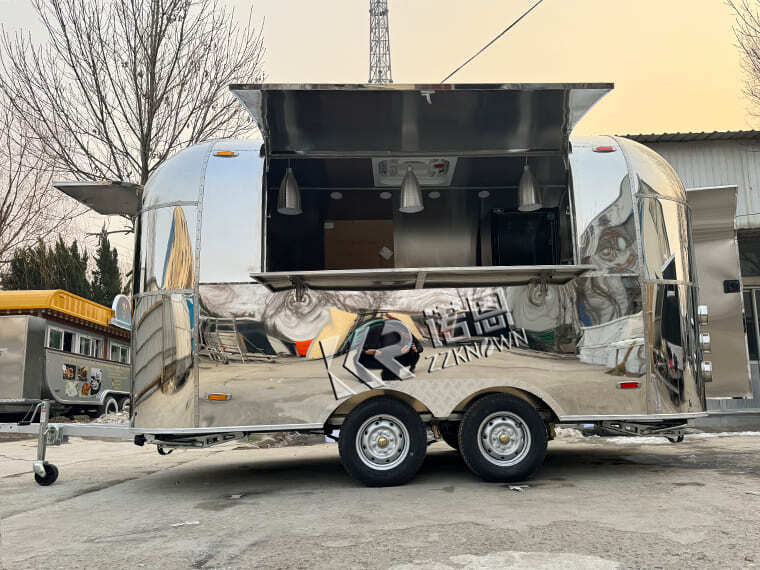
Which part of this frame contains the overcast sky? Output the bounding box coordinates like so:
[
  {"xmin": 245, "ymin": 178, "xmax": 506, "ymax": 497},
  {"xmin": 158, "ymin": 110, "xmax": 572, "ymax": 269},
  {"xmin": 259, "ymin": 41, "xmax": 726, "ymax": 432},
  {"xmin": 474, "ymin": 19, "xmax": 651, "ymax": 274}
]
[{"xmin": 0, "ymin": 0, "xmax": 752, "ymax": 265}]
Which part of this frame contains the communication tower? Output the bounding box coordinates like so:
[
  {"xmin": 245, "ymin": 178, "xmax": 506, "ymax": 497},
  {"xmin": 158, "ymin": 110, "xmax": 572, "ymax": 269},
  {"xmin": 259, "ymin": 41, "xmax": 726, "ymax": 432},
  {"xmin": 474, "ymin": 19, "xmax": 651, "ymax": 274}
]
[{"xmin": 369, "ymin": 0, "xmax": 392, "ymax": 84}]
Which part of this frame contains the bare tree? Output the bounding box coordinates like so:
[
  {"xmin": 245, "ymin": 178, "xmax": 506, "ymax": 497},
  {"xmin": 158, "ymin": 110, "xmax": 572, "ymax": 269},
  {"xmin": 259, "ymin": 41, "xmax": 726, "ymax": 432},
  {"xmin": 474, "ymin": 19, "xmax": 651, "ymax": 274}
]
[
  {"xmin": 730, "ymin": 0, "xmax": 760, "ymax": 116},
  {"xmin": 0, "ymin": 96, "xmax": 82, "ymax": 266},
  {"xmin": 0, "ymin": 0, "xmax": 265, "ymax": 188}
]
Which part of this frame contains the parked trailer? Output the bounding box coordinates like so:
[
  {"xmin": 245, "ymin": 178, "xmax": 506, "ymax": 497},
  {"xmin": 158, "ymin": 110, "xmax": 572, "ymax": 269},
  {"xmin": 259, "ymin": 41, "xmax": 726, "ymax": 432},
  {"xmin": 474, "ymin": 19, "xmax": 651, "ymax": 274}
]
[
  {"xmin": 0, "ymin": 291, "xmax": 132, "ymax": 419},
  {"xmin": 17, "ymin": 82, "xmax": 751, "ymax": 487}
]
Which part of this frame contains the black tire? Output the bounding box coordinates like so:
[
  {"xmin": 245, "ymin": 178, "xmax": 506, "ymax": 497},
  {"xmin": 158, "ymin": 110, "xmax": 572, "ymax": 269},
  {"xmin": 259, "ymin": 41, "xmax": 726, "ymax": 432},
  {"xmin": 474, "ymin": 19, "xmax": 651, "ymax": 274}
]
[
  {"xmin": 459, "ymin": 394, "xmax": 547, "ymax": 482},
  {"xmin": 338, "ymin": 397, "xmax": 427, "ymax": 487},
  {"xmin": 438, "ymin": 421, "xmax": 460, "ymax": 450},
  {"xmin": 34, "ymin": 463, "xmax": 59, "ymax": 486},
  {"xmin": 120, "ymin": 397, "xmax": 131, "ymax": 413},
  {"xmin": 667, "ymin": 435, "xmax": 684, "ymax": 443},
  {"xmin": 103, "ymin": 396, "xmax": 119, "ymax": 415}
]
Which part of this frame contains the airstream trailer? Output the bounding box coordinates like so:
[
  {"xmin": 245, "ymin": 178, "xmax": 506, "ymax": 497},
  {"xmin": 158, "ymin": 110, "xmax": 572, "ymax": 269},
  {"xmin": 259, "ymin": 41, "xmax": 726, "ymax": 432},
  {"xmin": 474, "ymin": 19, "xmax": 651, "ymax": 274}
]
[
  {"xmin": 55, "ymin": 83, "xmax": 751, "ymax": 487},
  {"xmin": 0, "ymin": 290, "xmax": 132, "ymax": 418}
]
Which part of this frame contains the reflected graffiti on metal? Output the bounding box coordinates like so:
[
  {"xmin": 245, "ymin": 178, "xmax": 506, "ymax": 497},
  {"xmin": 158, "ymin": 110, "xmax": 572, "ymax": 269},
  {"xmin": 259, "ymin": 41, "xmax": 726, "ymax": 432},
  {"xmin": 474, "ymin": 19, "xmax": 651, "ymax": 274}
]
[{"xmin": 318, "ymin": 291, "xmax": 530, "ymax": 400}]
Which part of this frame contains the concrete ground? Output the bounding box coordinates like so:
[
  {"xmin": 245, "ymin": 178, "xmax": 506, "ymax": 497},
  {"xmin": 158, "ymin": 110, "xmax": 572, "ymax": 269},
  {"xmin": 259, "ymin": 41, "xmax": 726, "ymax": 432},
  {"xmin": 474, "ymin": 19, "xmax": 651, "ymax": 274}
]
[{"xmin": 1, "ymin": 431, "xmax": 760, "ymax": 569}]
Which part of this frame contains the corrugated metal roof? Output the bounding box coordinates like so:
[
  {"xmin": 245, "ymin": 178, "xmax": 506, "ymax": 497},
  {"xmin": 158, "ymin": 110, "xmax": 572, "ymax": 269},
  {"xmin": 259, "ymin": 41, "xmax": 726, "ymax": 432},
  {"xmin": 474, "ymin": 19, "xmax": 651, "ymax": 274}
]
[
  {"xmin": 634, "ymin": 136, "xmax": 760, "ymax": 231},
  {"xmin": 620, "ymin": 130, "xmax": 760, "ymax": 143}
]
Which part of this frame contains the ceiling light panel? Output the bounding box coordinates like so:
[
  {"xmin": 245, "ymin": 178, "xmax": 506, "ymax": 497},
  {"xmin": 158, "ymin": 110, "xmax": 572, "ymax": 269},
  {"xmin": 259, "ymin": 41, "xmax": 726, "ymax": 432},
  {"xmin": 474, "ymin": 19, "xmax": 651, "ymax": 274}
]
[{"xmin": 372, "ymin": 157, "xmax": 458, "ymax": 187}]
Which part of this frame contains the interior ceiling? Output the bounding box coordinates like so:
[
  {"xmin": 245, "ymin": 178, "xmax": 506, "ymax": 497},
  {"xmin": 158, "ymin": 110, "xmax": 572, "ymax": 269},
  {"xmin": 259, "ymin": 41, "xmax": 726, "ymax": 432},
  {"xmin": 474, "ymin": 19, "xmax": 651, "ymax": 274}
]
[{"xmin": 267, "ymin": 156, "xmax": 568, "ymax": 189}]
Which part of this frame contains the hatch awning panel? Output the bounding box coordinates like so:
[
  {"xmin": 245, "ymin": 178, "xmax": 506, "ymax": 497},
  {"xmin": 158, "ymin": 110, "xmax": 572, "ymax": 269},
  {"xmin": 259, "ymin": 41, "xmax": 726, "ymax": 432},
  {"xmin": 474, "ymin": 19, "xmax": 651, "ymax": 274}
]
[
  {"xmin": 250, "ymin": 265, "xmax": 594, "ymax": 292},
  {"xmin": 54, "ymin": 181, "xmax": 141, "ymax": 216},
  {"xmin": 230, "ymin": 83, "xmax": 612, "ymax": 157}
]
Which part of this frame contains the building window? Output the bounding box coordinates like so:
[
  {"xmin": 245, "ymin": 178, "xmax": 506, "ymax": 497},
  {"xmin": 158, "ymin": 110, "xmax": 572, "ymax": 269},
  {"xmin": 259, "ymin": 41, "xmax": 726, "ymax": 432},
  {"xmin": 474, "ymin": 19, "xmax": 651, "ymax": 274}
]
[
  {"xmin": 738, "ymin": 232, "xmax": 760, "ymax": 277},
  {"xmin": 77, "ymin": 335, "xmax": 102, "ymax": 358},
  {"xmin": 745, "ymin": 290, "xmax": 760, "ymax": 362},
  {"xmin": 48, "ymin": 328, "xmax": 74, "ymax": 352},
  {"xmin": 110, "ymin": 342, "xmax": 130, "ymax": 364},
  {"xmin": 48, "ymin": 328, "xmax": 63, "ymax": 350}
]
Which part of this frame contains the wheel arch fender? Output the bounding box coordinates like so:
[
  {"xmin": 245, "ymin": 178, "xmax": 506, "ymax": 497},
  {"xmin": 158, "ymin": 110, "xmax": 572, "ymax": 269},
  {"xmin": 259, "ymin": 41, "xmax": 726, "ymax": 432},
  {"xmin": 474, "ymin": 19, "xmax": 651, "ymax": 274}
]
[
  {"xmin": 325, "ymin": 389, "xmax": 433, "ymax": 428},
  {"xmin": 452, "ymin": 386, "xmax": 560, "ymax": 424}
]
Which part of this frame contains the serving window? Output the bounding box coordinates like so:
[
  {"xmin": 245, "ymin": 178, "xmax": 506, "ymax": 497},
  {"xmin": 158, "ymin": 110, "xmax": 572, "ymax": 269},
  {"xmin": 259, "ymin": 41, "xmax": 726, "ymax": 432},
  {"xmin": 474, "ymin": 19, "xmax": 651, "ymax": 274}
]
[{"xmin": 264, "ymin": 155, "xmax": 574, "ymax": 273}]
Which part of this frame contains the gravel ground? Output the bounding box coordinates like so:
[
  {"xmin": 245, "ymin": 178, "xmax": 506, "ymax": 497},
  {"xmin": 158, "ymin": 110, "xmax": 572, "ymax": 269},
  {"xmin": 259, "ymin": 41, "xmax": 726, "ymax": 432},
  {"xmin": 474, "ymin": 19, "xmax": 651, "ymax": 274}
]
[{"xmin": 1, "ymin": 431, "xmax": 760, "ymax": 569}]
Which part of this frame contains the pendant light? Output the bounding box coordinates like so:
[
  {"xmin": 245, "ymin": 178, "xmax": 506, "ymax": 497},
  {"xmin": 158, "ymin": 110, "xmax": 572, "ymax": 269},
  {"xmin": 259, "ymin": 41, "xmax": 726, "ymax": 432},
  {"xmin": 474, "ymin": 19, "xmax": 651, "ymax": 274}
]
[
  {"xmin": 518, "ymin": 161, "xmax": 542, "ymax": 212},
  {"xmin": 399, "ymin": 166, "xmax": 424, "ymax": 213},
  {"xmin": 277, "ymin": 163, "xmax": 302, "ymax": 215}
]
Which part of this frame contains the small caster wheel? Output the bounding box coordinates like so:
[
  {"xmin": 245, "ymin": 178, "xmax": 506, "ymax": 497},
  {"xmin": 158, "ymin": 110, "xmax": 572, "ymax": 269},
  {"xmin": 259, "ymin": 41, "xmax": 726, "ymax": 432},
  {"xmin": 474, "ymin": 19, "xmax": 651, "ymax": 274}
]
[
  {"xmin": 34, "ymin": 463, "xmax": 59, "ymax": 486},
  {"xmin": 157, "ymin": 445, "xmax": 173, "ymax": 456},
  {"xmin": 667, "ymin": 435, "xmax": 684, "ymax": 443}
]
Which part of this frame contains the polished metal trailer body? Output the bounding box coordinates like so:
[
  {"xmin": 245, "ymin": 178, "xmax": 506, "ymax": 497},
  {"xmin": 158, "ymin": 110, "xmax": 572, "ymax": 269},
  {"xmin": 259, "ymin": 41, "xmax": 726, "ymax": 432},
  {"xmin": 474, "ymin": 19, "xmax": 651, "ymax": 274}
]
[
  {"xmin": 51, "ymin": 83, "xmax": 748, "ymax": 485},
  {"xmin": 133, "ymin": 86, "xmax": 712, "ymax": 431}
]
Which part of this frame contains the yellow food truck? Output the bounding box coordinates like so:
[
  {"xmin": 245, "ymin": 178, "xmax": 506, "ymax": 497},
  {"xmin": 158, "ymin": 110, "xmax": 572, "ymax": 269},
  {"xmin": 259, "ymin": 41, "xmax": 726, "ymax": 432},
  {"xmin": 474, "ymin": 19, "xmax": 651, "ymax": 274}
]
[{"xmin": 0, "ymin": 290, "xmax": 132, "ymax": 418}]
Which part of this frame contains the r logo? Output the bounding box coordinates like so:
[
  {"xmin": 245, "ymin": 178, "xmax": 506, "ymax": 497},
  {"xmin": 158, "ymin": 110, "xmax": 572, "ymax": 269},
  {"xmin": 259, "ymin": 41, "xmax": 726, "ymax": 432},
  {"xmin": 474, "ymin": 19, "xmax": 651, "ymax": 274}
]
[{"xmin": 320, "ymin": 318, "xmax": 418, "ymax": 398}]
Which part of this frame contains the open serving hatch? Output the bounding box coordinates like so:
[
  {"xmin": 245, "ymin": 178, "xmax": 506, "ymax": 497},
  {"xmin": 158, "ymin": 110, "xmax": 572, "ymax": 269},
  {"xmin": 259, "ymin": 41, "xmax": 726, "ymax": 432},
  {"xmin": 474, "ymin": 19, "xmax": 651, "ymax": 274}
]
[{"xmin": 233, "ymin": 84, "xmax": 613, "ymax": 280}]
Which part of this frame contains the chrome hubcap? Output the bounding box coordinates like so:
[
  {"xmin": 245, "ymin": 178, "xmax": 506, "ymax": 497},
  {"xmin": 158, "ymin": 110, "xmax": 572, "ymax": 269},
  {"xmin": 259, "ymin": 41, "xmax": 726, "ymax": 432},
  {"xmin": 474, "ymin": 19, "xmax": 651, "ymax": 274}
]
[
  {"xmin": 356, "ymin": 414, "xmax": 409, "ymax": 470},
  {"xmin": 477, "ymin": 412, "xmax": 531, "ymax": 467}
]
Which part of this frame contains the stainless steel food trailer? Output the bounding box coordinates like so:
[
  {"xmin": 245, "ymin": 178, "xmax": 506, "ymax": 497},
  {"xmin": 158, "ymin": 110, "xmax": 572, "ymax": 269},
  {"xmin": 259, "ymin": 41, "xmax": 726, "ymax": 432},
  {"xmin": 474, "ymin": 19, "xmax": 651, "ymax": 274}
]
[
  {"xmin": 0, "ymin": 290, "xmax": 132, "ymax": 418},
  {"xmin": 7, "ymin": 83, "xmax": 752, "ymax": 487}
]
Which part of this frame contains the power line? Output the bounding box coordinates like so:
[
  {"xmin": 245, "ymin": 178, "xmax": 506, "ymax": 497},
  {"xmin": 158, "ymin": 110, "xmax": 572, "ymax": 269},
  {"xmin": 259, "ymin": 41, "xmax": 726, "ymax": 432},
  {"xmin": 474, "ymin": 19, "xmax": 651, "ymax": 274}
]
[{"xmin": 441, "ymin": 0, "xmax": 546, "ymax": 83}]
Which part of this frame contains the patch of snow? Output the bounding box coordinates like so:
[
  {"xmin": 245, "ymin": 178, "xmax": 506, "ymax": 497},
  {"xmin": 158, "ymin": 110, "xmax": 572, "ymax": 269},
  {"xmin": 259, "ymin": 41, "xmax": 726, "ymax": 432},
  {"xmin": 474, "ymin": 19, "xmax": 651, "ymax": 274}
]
[
  {"xmin": 391, "ymin": 550, "xmax": 618, "ymax": 570},
  {"xmin": 688, "ymin": 431, "xmax": 760, "ymax": 439},
  {"xmin": 602, "ymin": 436, "xmax": 672, "ymax": 446},
  {"xmin": 90, "ymin": 410, "xmax": 129, "ymax": 425},
  {"xmin": 555, "ymin": 426, "xmax": 760, "ymax": 446}
]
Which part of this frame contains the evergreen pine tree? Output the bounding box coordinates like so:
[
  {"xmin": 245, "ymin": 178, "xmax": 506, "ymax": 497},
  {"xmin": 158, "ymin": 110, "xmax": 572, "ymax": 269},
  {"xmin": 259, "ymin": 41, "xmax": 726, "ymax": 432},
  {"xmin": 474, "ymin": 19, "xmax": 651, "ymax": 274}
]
[
  {"xmin": 47, "ymin": 237, "xmax": 90, "ymax": 298},
  {"xmin": 1, "ymin": 235, "xmax": 91, "ymax": 299},
  {"xmin": 1, "ymin": 240, "xmax": 48, "ymax": 290},
  {"xmin": 90, "ymin": 227, "xmax": 122, "ymax": 306}
]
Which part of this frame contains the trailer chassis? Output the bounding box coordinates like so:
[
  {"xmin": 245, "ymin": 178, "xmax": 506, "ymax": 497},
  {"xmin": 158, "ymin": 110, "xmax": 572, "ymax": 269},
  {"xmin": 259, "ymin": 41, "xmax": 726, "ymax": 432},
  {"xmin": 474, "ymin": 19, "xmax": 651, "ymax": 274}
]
[{"xmin": 1, "ymin": 400, "xmax": 696, "ymax": 486}]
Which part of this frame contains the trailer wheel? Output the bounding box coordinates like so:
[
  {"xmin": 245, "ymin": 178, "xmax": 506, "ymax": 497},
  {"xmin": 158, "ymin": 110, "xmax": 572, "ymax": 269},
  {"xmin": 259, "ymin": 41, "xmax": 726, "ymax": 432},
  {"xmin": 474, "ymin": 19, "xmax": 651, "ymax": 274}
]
[
  {"xmin": 338, "ymin": 397, "xmax": 426, "ymax": 487},
  {"xmin": 103, "ymin": 396, "xmax": 119, "ymax": 415},
  {"xmin": 34, "ymin": 463, "xmax": 59, "ymax": 486},
  {"xmin": 459, "ymin": 394, "xmax": 547, "ymax": 482},
  {"xmin": 120, "ymin": 397, "xmax": 131, "ymax": 413},
  {"xmin": 438, "ymin": 421, "xmax": 460, "ymax": 450}
]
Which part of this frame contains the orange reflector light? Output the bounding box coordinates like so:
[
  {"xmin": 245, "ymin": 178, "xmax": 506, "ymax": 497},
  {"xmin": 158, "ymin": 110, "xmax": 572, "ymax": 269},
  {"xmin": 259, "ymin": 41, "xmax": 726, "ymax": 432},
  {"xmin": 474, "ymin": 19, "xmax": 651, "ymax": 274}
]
[
  {"xmin": 207, "ymin": 393, "xmax": 231, "ymax": 401},
  {"xmin": 214, "ymin": 151, "xmax": 238, "ymax": 157},
  {"xmin": 593, "ymin": 146, "xmax": 615, "ymax": 153},
  {"xmin": 618, "ymin": 381, "xmax": 640, "ymax": 389}
]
